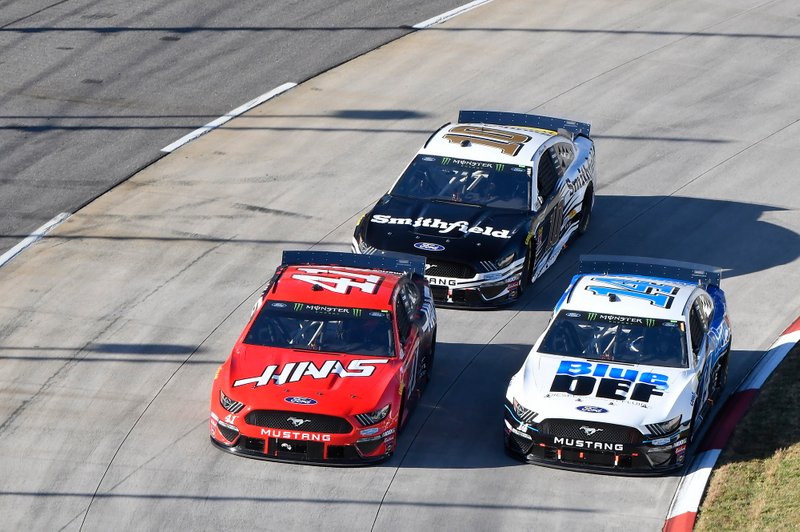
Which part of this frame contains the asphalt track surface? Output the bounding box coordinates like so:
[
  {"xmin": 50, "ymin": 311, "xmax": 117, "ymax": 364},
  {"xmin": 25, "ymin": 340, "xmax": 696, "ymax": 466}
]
[
  {"xmin": 1, "ymin": 0, "xmax": 799, "ymax": 530},
  {"xmin": 0, "ymin": 0, "xmax": 465, "ymax": 255}
]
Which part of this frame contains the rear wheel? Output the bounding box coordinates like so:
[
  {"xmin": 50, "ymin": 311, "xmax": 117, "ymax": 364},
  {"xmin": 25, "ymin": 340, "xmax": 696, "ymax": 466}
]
[
  {"xmin": 519, "ymin": 245, "xmax": 535, "ymax": 294},
  {"xmin": 577, "ymin": 186, "xmax": 594, "ymax": 235},
  {"xmin": 711, "ymin": 350, "xmax": 729, "ymax": 401},
  {"xmin": 417, "ymin": 338, "xmax": 435, "ymax": 392}
]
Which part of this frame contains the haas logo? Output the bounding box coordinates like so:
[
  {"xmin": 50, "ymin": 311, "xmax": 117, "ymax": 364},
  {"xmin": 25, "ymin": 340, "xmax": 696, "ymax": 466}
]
[
  {"xmin": 287, "ymin": 417, "xmax": 311, "ymax": 428},
  {"xmin": 580, "ymin": 426, "xmax": 603, "ymax": 437}
]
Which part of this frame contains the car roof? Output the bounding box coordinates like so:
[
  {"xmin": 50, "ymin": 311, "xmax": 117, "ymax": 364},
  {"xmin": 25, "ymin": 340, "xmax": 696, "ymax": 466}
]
[
  {"xmin": 419, "ymin": 121, "xmax": 558, "ymax": 166},
  {"xmin": 267, "ymin": 264, "xmax": 401, "ymax": 310},
  {"xmin": 560, "ymin": 274, "xmax": 697, "ymax": 321}
]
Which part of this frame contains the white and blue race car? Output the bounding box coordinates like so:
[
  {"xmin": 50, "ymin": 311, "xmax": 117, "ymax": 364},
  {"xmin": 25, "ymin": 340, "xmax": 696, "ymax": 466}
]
[{"xmin": 504, "ymin": 255, "xmax": 732, "ymax": 474}]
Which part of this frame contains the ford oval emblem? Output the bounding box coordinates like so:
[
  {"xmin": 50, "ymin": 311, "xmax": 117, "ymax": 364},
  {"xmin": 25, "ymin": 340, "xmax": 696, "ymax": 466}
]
[
  {"xmin": 272, "ymin": 302, "xmax": 288, "ymax": 308},
  {"xmin": 414, "ymin": 242, "xmax": 445, "ymax": 252},
  {"xmin": 577, "ymin": 405, "xmax": 608, "ymax": 414},
  {"xmin": 285, "ymin": 396, "xmax": 317, "ymax": 406}
]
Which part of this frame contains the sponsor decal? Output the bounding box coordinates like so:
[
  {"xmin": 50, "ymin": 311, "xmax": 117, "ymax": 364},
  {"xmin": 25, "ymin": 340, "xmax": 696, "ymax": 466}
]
[
  {"xmin": 550, "ymin": 360, "xmax": 670, "ymax": 403},
  {"xmin": 285, "ymin": 396, "xmax": 318, "ymax": 406},
  {"xmin": 566, "ymin": 312, "xmax": 581, "ymax": 318},
  {"xmin": 511, "ymin": 427, "xmax": 532, "ymax": 439},
  {"xmin": 233, "ymin": 359, "xmax": 390, "ymax": 388},
  {"xmin": 553, "ymin": 437, "xmax": 624, "ymax": 452},
  {"xmin": 370, "ymin": 214, "xmax": 512, "ymax": 239},
  {"xmin": 260, "ymin": 428, "xmax": 332, "ymax": 441},
  {"xmin": 414, "ymin": 242, "xmax": 445, "ymax": 252},
  {"xmin": 291, "ymin": 267, "xmax": 384, "ymax": 295},
  {"xmin": 428, "ymin": 277, "xmax": 458, "ymax": 286},
  {"xmin": 271, "ymin": 302, "xmax": 288, "ymax": 308},
  {"xmin": 360, "ymin": 427, "xmax": 381, "ymax": 436},
  {"xmin": 585, "ymin": 277, "xmax": 681, "ymax": 309},
  {"xmin": 577, "ymin": 405, "xmax": 608, "ymax": 413},
  {"xmin": 567, "ymin": 167, "xmax": 592, "ymax": 193}
]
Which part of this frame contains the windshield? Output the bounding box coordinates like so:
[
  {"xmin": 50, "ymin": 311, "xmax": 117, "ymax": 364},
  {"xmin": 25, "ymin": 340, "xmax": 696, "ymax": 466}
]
[
  {"xmin": 244, "ymin": 301, "xmax": 394, "ymax": 357},
  {"xmin": 391, "ymin": 155, "xmax": 531, "ymax": 210},
  {"xmin": 539, "ymin": 310, "xmax": 688, "ymax": 368}
]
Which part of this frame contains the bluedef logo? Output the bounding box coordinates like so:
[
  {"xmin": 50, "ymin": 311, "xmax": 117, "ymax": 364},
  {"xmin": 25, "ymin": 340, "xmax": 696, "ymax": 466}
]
[{"xmin": 550, "ymin": 361, "xmax": 669, "ymax": 403}]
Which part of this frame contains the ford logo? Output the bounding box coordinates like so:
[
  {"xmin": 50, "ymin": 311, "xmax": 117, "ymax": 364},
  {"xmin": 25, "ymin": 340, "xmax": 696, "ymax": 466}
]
[
  {"xmin": 414, "ymin": 242, "xmax": 445, "ymax": 252},
  {"xmin": 272, "ymin": 302, "xmax": 288, "ymax": 308},
  {"xmin": 360, "ymin": 427, "xmax": 380, "ymax": 436},
  {"xmin": 577, "ymin": 405, "xmax": 608, "ymax": 414},
  {"xmin": 285, "ymin": 396, "xmax": 317, "ymax": 406}
]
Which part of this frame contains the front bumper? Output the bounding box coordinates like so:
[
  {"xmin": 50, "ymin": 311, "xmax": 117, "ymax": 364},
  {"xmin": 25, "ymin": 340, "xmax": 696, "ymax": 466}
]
[
  {"xmin": 503, "ymin": 406, "xmax": 688, "ymax": 475},
  {"xmin": 209, "ymin": 408, "xmax": 396, "ymax": 465}
]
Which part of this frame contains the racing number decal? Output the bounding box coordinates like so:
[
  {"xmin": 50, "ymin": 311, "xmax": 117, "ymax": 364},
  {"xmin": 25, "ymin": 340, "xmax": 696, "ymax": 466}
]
[
  {"xmin": 291, "ymin": 268, "xmax": 384, "ymax": 294},
  {"xmin": 585, "ymin": 278, "xmax": 680, "ymax": 308},
  {"xmin": 548, "ymin": 200, "xmax": 564, "ymax": 247},
  {"xmin": 443, "ymin": 126, "xmax": 532, "ymax": 156}
]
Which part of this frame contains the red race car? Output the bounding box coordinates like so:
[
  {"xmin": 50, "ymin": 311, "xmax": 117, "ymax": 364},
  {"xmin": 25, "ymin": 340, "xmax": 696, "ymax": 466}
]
[{"xmin": 210, "ymin": 251, "xmax": 437, "ymax": 464}]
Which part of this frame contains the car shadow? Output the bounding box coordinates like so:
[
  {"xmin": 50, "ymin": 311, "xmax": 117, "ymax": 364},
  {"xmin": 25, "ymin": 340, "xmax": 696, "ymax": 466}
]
[{"xmin": 510, "ymin": 194, "xmax": 799, "ymax": 312}]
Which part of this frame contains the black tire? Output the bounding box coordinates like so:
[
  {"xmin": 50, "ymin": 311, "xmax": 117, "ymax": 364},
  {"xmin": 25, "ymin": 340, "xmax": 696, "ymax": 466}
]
[
  {"xmin": 711, "ymin": 351, "xmax": 729, "ymax": 401},
  {"xmin": 520, "ymin": 245, "xmax": 534, "ymax": 293},
  {"xmin": 577, "ymin": 186, "xmax": 594, "ymax": 236},
  {"xmin": 417, "ymin": 341, "xmax": 434, "ymax": 392}
]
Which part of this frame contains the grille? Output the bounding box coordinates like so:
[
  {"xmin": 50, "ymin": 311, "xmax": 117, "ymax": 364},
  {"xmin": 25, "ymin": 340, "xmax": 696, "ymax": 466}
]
[
  {"xmin": 217, "ymin": 423, "xmax": 240, "ymax": 442},
  {"xmin": 245, "ymin": 410, "xmax": 353, "ymax": 434},
  {"xmin": 426, "ymin": 261, "xmax": 475, "ymax": 279},
  {"xmin": 429, "ymin": 285, "xmax": 448, "ymax": 301},
  {"xmin": 356, "ymin": 438, "xmax": 384, "ymax": 455},
  {"xmin": 540, "ymin": 419, "xmax": 642, "ymax": 444}
]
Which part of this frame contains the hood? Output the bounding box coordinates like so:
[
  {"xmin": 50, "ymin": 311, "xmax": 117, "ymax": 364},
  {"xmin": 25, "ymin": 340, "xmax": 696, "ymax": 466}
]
[
  {"xmin": 224, "ymin": 344, "xmax": 397, "ymax": 416},
  {"xmin": 364, "ymin": 195, "xmax": 529, "ymax": 262},
  {"xmin": 512, "ymin": 353, "xmax": 694, "ymax": 427}
]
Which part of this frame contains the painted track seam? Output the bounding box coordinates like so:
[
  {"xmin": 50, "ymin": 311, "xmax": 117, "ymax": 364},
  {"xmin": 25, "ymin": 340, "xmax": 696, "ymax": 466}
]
[
  {"xmin": 0, "ymin": 212, "xmax": 71, "ymax": 270},
  {"xmin": 160, "ymin": 82, "xmax": 297, "ymax": 153},
  {"xmin": 663, "ymin": 317, "xmax": 800, "ymax": 531}
]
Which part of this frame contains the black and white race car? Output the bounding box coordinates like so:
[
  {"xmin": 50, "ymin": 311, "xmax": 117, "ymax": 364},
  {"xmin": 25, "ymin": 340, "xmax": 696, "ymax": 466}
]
[
  {"xmin": 504, "ymin": 256, "xmax": 732, "ymax": 474},
  {"xmin": 352, "ymin": 110, "xmax": 596, "ymax": 308}
]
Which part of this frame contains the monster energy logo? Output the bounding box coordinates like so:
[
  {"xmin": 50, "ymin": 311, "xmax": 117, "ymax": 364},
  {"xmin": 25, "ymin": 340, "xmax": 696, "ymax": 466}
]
[
  {"xmin": 587, "ymin": 313, "xmax": 597, "ymax": 320},
  {"xmin": 294, "ymin": 303, "xmax": 304, "ymax": 311},
  {"xmin": 353, "ymin": 309, "xmax": 362, "ymax": 316},
  {"xmin": 495, "ymin": 163, "xmax": 505, "ymax": 171},
  {"xmin": 442, "ymin": 157, "xmax": 451, "ymax": 165},
  {"xmin": 645, "ymin": 318, "xmax": 655, "ymax": 327}
]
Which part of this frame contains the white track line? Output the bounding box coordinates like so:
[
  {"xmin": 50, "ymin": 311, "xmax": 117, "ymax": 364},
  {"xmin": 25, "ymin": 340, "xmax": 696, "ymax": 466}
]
[
  {"xmin": 0, "ymin": 212, "xmax": 71, "ymax": 269},
  {"xmin": 161, "ymin": 82, "xmax": 297, "ymax": 153},
  {"xmin": 413, "ymin": 0, "xmax": 494, "ymax": 29}
]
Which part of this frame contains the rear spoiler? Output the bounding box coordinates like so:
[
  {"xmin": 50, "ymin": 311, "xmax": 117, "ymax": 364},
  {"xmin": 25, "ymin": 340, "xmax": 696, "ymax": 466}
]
[
  {"xmin": 579, "ymin": 255, "xmax": 722, "ymax": 287},
  {"xmin": 458, "ymin": 110, "xmax": 591, "ymax": 138},
  {"xmin": 281, "ymin": 250, "xmax": 425, "ymax": 277}
]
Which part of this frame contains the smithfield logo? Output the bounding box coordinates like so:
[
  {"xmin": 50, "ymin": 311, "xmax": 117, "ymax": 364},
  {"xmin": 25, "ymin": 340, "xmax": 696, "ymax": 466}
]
[
  {"xmin": 371, "ymin": 214, "xmax": 512, "ymax": 239},
  {"xmin": 580, "ymin": 426, "xmax": 603, "ymax": 436},
  {"xmin": 285, "ymin": 396, "xmax": 317, "ymax": 406},
  {"xmin": 414, "ymin": 242, "xmax": 445, "ymax": 252},
  {"xmin": 287, "ymin": 417, "xmax": 311, "ymax": 428},
  {"xmin": 577, "ymin": 406, "xmax": 608, "ymax": 414}
]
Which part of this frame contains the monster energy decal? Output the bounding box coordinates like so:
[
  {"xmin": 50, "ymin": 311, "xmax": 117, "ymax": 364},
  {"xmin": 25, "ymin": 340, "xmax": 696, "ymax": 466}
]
[
  {"xmin": 268, "ymin": 301, "xmax": 382, "ymax": 318},
  {"xmin": 559, "ymin": 310, "xmax": 676, "ymax": 328}
]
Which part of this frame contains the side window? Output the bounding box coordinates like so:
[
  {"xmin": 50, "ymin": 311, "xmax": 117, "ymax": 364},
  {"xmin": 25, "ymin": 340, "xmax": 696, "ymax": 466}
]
[
  {"xmin": 688, "ymin": 303, "xmax": 705, "ymax": 354},
  {"xmin": 395, "ymin": 291, "xmax": 412, "ymax": 344},
  {"xmin": 555, "ymin": 142, "xmax": 575, "ymax": 172},
  {"xmin": 696, "ymin": 293, "xmax": 714, "ymax": 323},
  {"xmin": 536, "ymin": 148, "xmax": 560, "ymax": 198},
  {"xmin": 400, "ymin": 282, "xmax": 420, "ymax": 317}
]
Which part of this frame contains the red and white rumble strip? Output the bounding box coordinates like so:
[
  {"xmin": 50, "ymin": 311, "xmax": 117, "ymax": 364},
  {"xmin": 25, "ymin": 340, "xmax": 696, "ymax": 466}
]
[{"xmin": 663, "ymin": 317, "xmax": 800, "ymax": 532}]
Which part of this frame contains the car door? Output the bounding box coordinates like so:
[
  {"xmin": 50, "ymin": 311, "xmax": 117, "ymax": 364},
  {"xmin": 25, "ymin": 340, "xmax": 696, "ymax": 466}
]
[
  {"xmin": 531, "ymin": 146, "xmax": 566, "ymax": 276},
  {"xmin": 688, "ymin": 294, "xmax": 713, "ymax": 420},
  {"xmin": 394, "ymin": 281, "xmax": 421, "ymax": 398}
]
